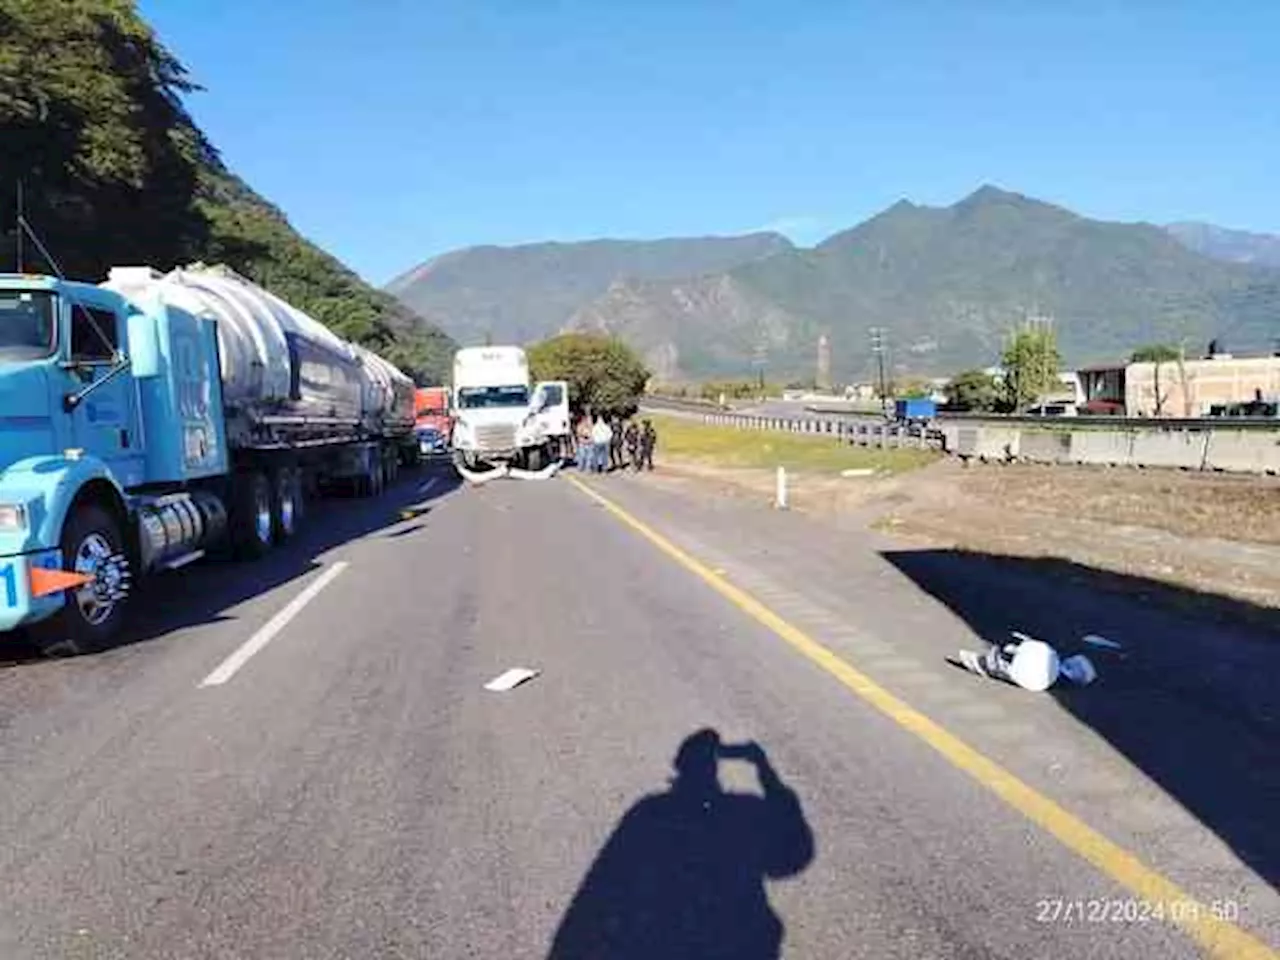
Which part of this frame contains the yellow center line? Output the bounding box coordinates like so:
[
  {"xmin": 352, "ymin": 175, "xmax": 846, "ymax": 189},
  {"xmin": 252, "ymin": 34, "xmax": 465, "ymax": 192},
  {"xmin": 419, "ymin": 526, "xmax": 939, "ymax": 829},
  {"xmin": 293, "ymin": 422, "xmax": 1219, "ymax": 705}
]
[{"xmin": 567, "ymin": 475, "xmax": 1277, "ymax": 960}]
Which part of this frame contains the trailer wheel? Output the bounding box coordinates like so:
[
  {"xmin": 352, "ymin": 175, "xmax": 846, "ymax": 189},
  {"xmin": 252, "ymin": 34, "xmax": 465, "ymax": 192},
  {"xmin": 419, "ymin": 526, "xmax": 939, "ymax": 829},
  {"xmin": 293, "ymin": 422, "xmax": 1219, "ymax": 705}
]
[
  {"xmin": 231, "ymin": 471, "xmax": 274, "ymax": 560},
  {"xmin": 30, "ymin": 504, "xmax": 132, "ymax": 657},
  {"xmin": 272, "ymin": 467, "xmax": 303, "ymax": 543}
]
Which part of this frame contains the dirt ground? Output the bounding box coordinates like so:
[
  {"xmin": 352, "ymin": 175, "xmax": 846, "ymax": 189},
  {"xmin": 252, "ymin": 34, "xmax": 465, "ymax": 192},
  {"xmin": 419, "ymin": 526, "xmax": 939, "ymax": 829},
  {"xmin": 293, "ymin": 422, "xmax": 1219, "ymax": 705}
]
[{"xmin": 648, "ymin": 454, "xmax": 1280, "ymax": 622}]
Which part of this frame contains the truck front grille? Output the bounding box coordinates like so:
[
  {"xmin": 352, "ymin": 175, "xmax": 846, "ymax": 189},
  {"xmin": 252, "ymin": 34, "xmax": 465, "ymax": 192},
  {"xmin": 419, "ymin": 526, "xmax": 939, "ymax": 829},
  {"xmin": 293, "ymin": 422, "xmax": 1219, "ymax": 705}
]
[{"xmin": 475, "ymin": 424, "xmax": 517, "ymax": 451}]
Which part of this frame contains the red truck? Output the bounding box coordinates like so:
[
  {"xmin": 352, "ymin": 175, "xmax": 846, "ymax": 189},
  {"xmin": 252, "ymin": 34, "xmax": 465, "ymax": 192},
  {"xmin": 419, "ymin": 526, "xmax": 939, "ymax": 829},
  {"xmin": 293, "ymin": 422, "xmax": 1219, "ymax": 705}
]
[{"xmin": 414, "ymin": 386, "xmax": 453, "ymax": 455}]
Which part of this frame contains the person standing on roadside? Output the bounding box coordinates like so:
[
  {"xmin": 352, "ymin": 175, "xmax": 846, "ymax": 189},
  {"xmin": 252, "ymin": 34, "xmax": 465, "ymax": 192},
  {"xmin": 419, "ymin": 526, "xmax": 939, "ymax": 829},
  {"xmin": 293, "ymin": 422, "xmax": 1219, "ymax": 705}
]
[
  {"xmin": 609, "ymin": 415, "xmax": 626, "ymax": 471},
  {"xmin": 639, "ymin": 419, "xmax": 657, "ymax": 471},
  {"xmin": 575, "ymin": 413, "xmax": 593, "ymax": 470},
  {"xmin": 591, "ymin": 414, "xmax": 613, "ymax": 474},
  {"xmin": 624, "ymin": 419, "xmax": 640, "ymax": 470}
]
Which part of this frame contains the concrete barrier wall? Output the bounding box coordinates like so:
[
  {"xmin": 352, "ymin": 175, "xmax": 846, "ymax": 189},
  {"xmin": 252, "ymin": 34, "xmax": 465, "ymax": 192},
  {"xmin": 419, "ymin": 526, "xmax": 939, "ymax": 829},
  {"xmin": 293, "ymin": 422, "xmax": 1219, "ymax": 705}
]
[
  {"xmin": 952, "ymin": 424, "xmax": 1280, "ymax": 474},
  {"xmin": 687, "ymin": 410, "xmax": 1280, "ymax": 475}
]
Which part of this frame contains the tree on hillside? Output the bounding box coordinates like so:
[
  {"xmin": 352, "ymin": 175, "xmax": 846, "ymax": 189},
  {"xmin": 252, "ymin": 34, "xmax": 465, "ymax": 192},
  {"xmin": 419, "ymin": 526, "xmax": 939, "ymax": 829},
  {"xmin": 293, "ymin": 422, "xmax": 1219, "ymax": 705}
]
[
  {"xmin": 1001, "ymin": 326, "xmax": 1061, "ymax": 411},
  {"xmin": 528, "ymin": 333, "xmax": 650, "ymax": 416},
  {"xmin": 944, "ymin": 369, "xmax": 1001, "ymax": 411},
  {"xmin": 1130, "ymin": 343, "xmax": 1180, "ymax": 416},
  {"xmin": 0, "ymin": 0, "xmax": 455, "ymax": 383}
]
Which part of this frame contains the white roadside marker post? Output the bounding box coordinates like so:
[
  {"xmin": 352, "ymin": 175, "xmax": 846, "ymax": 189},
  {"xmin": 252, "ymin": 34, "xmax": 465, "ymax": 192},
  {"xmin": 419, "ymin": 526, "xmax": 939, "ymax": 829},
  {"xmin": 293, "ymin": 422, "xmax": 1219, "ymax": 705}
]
[{"xmin": 775, "ymin": 465, "xmax": 788, "ymax": 510}]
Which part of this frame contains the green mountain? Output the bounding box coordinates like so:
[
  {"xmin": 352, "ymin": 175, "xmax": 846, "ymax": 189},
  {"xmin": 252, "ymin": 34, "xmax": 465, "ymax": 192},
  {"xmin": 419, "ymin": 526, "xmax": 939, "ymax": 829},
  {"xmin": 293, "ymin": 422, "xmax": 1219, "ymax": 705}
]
[
  {"xmin": 571, "ymin": 186, "xmax": 1280, "ymax": 381},
  {"xmin": 0, "ymin": 0, "xmax": 454, "ymax": 383},
  {"xmin": 385, "ymin": 233, "xmax": 795, "ymax": 348}
]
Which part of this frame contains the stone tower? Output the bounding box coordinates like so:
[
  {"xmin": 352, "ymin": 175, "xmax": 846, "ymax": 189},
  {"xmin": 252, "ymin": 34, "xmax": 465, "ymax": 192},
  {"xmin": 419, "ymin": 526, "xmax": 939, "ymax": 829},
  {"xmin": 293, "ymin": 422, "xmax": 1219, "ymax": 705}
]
[{"xmin": 816, "ymin": 334, "xmax": 832, "ymax": 391}]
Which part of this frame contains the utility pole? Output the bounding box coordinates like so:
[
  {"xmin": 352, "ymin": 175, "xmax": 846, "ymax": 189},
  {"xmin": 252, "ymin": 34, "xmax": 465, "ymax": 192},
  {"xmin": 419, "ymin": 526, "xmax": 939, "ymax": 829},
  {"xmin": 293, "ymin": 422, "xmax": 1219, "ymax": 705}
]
[
  {"xmin": 15, "ymin": 180, "xmax": 23, "ymax": 273},
  {"xmin": 752, "ymin": 337, "xmax": 767, "ymax": 397},
  {"xmin": 870, "ymin": 327, "xmax": 889, "ymax": 415}
]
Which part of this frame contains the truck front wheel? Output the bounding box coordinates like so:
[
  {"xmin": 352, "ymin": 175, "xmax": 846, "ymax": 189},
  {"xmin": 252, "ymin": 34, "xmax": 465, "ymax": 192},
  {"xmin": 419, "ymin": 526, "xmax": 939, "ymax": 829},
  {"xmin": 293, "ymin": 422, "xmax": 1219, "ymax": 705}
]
[{"xmin": 30, "ymin": 504, "xmax": 131, "ymax": 657}]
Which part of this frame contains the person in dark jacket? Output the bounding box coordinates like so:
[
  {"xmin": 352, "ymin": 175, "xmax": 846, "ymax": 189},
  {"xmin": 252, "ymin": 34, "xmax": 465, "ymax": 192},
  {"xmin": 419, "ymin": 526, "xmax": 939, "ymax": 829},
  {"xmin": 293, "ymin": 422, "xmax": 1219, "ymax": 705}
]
[
  {"xmin": 609, "ymin": 416, "xmax": 626, "ymax": 471},
  {"xmin": 624, "ymin": 419, "xmax": 641, "ymax": 469},
  {"xmin": 638, "ymin": 419, "xmax": 657, "ymax": 471}
]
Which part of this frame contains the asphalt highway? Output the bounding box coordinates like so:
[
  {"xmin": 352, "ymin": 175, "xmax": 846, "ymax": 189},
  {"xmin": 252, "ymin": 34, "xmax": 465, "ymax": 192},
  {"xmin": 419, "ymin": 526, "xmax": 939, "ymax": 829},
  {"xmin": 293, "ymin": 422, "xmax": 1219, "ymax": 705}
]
[{"xmin": 0, "ymin": 464, "xmax": 1273, "ymax": 959}]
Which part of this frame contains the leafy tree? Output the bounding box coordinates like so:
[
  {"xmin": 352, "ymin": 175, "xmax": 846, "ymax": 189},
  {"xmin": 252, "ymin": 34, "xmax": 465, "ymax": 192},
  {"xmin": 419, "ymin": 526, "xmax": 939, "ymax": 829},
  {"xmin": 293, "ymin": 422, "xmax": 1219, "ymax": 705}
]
[
  {"xmin": 0, "ymin": 0, "xmax": 455, "ymax": 383},
  {"xmin": 1130, "ymin": 343, "xmax": 1181, "ymax": 416},
  {"xmin": 528, "ymin": 333, "xmax": 650, "ymax": 416},
  {"xmin": 699, "ymin": 380, "xmax": 762, "ymax": 401},
  {"xmin": 944, "ymin": 369, "xmax": 1001, "ymax": 411},
  {"xmin": 896, "ymin": 377, "xmax": 932, "ymax": 399},
  {"xmin": 1001, "ymin": 326, "xmax": 1061, "ymax": 411}
]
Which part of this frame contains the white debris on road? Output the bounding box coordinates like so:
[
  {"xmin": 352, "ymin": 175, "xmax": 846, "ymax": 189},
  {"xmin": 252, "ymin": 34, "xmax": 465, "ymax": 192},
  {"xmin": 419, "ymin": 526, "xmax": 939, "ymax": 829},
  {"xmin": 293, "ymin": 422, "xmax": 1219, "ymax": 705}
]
[
  {"xmin": 507, "ymin": 462, "xmax": 562, "ymax": 480},
  {"xmin": 955, "ymin": 632, "xmax": 1099, "ymax": 691},
  {"xmin": 484, "ymin": 668, "xmax": 541, "ymax": 692}
]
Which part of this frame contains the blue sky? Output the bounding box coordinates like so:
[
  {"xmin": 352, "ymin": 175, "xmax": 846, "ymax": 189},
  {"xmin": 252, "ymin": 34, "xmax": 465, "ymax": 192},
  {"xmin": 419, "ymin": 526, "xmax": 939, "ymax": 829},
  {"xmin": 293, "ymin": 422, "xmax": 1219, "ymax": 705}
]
[{"xmin": 140, "ymin": 0, "xmax": 1280, "ymax": 286}]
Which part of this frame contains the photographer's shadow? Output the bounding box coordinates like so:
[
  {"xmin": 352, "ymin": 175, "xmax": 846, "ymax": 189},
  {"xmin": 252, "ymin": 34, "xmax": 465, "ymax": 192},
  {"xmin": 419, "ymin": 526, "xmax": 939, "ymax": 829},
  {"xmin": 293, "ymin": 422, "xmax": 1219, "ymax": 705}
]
[{"xmin": 548, "ymin": 729, "xmax": 815, "ymax": 960}]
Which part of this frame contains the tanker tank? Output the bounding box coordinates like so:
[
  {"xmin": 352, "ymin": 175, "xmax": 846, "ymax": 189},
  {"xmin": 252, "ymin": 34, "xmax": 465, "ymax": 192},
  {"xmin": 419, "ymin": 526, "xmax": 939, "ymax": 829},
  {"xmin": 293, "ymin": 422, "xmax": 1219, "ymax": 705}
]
[
  {"xmin": 353, "ymin": 344, "xmax": 416, "ymax": 438},
  {"xmin": 104, "ymin": 264, "xmax": 372, "ymax": 445}
]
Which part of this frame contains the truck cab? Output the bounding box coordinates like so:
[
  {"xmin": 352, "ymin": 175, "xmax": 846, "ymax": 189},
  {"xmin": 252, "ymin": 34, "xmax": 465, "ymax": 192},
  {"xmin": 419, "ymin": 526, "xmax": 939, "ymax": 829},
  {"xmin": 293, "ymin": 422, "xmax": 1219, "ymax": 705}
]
[
  {"xmin": 0, "ymin": 275, "xmax": 154, "ymax": 645},
  {"xmin": 414, "ymin": 386, "xmax": 453, "ymax": 455},
  {"xmin": 1, "ymin": 276, "xmax": 146, "ymax": 487},
  {"xmin": 449, "ymin": 346, "xmax": 551, "ymax": 474}
]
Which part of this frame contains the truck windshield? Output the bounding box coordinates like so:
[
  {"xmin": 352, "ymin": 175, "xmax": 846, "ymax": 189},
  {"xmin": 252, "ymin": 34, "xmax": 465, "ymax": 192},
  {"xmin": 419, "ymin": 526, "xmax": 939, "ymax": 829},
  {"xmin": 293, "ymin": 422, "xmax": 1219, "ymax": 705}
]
[
  {"xmin": 540, "ymin": 384, "xmax": 564, "ymax": 407},
  {"xmin": 0, "ymin": 291, "xmax": 56, "ymax": 361},
  {"xmin": 457, "ymin": 385, "xmax": 530, "ymax": 408}
]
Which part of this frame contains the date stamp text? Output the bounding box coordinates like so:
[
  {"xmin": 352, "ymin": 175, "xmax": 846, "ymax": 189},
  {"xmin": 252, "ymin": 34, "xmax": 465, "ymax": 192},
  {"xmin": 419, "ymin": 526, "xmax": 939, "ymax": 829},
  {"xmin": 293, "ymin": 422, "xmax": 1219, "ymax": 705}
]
[{"xmin": 1034, "ymin": 897, "xmax": 1241, "ymax": 925}]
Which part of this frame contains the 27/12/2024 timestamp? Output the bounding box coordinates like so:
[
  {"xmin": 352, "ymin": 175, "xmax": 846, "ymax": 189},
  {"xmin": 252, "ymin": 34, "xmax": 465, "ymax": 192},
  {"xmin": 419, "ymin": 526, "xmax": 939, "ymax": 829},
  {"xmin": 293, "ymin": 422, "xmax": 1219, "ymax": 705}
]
[{"xmin": 1035, "ymin": 898, "xmax": 1242, "ymax": 924}]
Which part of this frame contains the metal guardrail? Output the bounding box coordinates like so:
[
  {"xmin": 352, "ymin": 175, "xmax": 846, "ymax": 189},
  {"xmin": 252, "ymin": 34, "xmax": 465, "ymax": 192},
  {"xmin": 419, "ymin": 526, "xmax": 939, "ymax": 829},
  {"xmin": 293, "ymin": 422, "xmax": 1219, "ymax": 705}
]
[
  {"xmin": 645, "ymin": 398, "xmax": 1280, "ymax": 473},
  {"xmin": 676, "ymin": 409, "xmax": 942, "ymax": 451},
  {"xmin": 649, "ymin": 394, "xmax": 1280, "ymax": 431},
  {"xmin": 643, "ymin": 395, "xmax": 731, "ymax": 413}
]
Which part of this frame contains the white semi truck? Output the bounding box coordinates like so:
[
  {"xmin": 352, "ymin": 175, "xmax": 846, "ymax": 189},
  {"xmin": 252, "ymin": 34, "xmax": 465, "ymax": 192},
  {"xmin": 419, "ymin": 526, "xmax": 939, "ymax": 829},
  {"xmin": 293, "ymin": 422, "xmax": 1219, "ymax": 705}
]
[{"xmin": 449, "ymin": 346, "xmax": 566, "ymax": 481}]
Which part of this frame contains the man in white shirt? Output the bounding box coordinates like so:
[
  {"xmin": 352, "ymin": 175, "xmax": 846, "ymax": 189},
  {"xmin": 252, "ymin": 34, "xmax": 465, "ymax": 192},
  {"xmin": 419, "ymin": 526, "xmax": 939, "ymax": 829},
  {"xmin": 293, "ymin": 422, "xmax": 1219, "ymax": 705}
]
[{"xmin": 590, "ymin": 416, "xmax": 613, "ymax": 474}]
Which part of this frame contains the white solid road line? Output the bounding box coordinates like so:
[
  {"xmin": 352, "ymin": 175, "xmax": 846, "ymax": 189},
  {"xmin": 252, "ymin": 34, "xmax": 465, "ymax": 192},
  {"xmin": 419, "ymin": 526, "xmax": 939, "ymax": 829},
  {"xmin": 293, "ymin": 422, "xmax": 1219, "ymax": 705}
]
[{"xmin": 199, "ymin": 561, "xmax": 349, "ymax": 688}]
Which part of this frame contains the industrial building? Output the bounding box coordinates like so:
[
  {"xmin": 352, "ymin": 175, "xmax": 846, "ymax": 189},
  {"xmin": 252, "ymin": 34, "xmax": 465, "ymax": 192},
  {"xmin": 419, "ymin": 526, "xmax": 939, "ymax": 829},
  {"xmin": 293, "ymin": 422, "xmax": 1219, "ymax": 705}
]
[{"xmin": 1078, "ymin": 350, "xmax": 1280, "ymax": 417}]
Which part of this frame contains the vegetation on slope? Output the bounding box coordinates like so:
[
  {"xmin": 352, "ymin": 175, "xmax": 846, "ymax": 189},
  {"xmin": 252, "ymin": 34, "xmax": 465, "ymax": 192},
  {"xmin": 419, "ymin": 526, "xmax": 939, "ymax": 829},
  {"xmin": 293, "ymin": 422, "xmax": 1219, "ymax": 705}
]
[{"xmin": 0, "ymin": 0, "xmax": 454, "ymax": 383}]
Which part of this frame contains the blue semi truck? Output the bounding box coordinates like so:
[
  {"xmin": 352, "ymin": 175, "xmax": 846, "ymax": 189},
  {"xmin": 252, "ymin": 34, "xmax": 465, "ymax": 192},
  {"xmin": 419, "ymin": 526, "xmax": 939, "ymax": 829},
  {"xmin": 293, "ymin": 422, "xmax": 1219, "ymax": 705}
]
[{"xmin": 0, "ymin": 263, "xmax": 417, "ymax": 656}]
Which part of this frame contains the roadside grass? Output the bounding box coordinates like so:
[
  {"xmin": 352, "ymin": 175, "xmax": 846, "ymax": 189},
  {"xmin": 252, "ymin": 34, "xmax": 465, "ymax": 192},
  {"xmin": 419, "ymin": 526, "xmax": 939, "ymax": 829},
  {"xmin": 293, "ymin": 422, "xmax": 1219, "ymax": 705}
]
[{"xmin": 650, "ymin": 415, "xmax": 939, "ymax": 475}]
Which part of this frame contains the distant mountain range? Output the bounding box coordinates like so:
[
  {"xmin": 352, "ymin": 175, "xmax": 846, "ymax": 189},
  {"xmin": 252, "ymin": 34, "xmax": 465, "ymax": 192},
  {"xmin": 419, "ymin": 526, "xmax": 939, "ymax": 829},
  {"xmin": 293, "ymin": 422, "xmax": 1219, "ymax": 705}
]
[
  {"xmin": 387, "ymin": 187, "xmax": 1280, "ymax": 382},
  {"xmin": 1164, "ymin": 222, "xmax": 1280, "ymax": 268},
  {"xmin": 386, "ymin": 234, "xmax": 793, "ymax": 349}
]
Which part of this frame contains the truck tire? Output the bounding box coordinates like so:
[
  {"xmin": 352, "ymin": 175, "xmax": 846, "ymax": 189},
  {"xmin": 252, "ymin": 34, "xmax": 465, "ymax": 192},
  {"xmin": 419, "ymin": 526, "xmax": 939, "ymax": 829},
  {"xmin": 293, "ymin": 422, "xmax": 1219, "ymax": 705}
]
[
  {"xmin": 526, "ymin": 445, "xmax": 545, "ymax": 473},
  {"xmin": 29, "ymin": 504, "xmax": 131, "ymax": 657},
  {"xmin": 272, "ymin": 467, "xmax": 303, "ymax": 543},
  {"xmin": 231, "ymin": 471, "xmax": 274, "ymax": 560}
]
